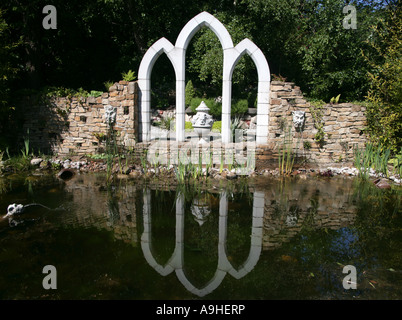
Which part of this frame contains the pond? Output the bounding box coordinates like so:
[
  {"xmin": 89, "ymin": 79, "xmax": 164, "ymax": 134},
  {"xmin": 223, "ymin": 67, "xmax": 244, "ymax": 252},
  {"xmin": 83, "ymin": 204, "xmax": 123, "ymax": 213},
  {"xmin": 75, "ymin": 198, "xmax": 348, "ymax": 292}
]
[{"xmin": 0, "ymin": 172, "xmax": 401, "ymax": 300}]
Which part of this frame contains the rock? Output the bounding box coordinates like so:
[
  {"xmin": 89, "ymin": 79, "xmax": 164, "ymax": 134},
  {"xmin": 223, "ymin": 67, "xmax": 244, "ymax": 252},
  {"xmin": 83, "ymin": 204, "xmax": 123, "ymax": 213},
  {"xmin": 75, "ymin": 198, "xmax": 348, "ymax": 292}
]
[
  {"xmin": 129, "ymin": 170, "xmax": 141, "ymax": 178},
  {"xmin": 63, "ymin": 160, "xmax": 71, "ymax": 169},
  {"xmin": 116, "ymin": 174, "xmax": 129, "ymax": 179},
  {"xmin": 30, "ymin": 158, "xmax": 43, "ymax": 166},
  {"xmin": 374, "ymin": 178, "xmax": 391, "ymax": 189},
  {"xmin": 320, "ymin": 170, "xmax": 333, "ymax": 177},
  {"xmin": 226, "ymin": 172, "xmax": 238, "ymax": 180},
  {"xmin": 214, "ymin": 174, "xmax": 224, "ymax": 180},
  {"xmin": 39, "ymin": 160, "xmax": 50, "ymax": 169}
]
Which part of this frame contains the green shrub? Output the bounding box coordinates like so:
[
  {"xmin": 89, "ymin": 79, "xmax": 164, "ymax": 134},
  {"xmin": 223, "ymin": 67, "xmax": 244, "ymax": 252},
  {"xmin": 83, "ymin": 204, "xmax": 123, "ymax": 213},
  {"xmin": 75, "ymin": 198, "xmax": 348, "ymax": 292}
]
[
  {"xmin": 232, "ymin": 99, "xmax": 248, "ymax": 115},
  {"xmin": 190, "ymin": 97, "xmax": 204, "ymax": 111},
  {"xmin": 212, "ymin": 121, "xmax": 221, "ymax": 133},
  {"xmin": 89, "ymin": 90, "xmax": 103, "ymax": 97},
  {"xmin": 190, "ymin": 97, "xmax": 249, "ymax": 117},
  {"xmin": 185, "ymin": 80, "xmax": 195, "ymax": 106},
  {"xmin": 185, "ymin": 121, "xmax": 193, "ymax": 131},
  {"xmin": 190, "ymin": 98, "xmax": 222, "ymax": 117}
]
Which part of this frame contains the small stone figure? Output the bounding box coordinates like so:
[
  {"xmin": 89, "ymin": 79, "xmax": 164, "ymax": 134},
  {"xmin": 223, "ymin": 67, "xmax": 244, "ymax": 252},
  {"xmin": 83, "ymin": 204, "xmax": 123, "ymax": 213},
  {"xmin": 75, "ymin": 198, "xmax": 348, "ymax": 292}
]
[
  {"xmin": 191, "ymin": 101, "xmax": 214, "ymax": 128},
  {"xmin": 191, "ymin": 101, "xmax": 214, "ymax": 144},
  {"xmin": 3, "ymin": 203, "xmax": 24, "ymax": 219},
  {"xmin": 104, "ymin": 105, "xmax": 117, "ymax": 126},
  {"xmin": 292, "ymin": 110, "xmax": 305, "ymax": 131}
]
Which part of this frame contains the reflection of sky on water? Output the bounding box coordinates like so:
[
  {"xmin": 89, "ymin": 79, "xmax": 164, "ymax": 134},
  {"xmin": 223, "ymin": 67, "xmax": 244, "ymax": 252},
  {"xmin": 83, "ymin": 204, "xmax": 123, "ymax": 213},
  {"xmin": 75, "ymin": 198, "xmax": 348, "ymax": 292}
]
[{"xmin": 330, "ymin": 227, "xmax": 359, "ymax": 260}]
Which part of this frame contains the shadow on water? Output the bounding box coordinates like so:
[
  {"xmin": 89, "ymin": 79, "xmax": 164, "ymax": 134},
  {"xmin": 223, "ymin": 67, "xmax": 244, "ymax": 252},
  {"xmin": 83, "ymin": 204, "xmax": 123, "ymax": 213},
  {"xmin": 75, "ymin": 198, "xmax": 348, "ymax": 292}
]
[{"xmin": 0, "ymin": 172, "xmax": 401, "ymax": 299}]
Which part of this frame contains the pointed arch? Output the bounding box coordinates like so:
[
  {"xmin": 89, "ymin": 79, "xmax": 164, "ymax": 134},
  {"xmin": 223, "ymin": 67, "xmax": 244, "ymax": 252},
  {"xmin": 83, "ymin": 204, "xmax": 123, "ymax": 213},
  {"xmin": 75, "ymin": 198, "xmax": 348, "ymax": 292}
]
[
  {"xmin": 138, "ymin": 38, "xmax": 177, "ymax": 142},
  {"xmin": 222, "ymin": 39, "xmax": 271, "ymax": 144},
  {"xmin": 175, "ymin": 11, "xmax": 234, "ymax": 51},
  {"xmin": 138, "ymin": 12, "xmax": 270, "ymax": 144}
]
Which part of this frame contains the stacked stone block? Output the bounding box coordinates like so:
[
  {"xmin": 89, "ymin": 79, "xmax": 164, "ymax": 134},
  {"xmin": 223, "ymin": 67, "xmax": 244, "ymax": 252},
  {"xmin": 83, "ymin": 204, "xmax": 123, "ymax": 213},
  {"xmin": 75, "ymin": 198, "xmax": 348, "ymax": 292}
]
[
  {"xmin": 255, "ymin": 81, "xmax": 368, "ymax": 168},
  {"xmin": 22, "ymin": 81, "xmax": 138, "ymax": 156},
  {"xmin": 22, "ymin": 79, "xmax": 368, "ymax": 168}
]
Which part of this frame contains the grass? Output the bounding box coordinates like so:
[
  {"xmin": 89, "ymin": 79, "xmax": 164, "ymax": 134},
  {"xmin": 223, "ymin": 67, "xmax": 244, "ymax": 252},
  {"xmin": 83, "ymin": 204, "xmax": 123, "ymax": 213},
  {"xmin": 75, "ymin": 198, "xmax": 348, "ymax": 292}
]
[{"xmin": 353, "ymin": 143, "xmax": 392, "ymax": 179}]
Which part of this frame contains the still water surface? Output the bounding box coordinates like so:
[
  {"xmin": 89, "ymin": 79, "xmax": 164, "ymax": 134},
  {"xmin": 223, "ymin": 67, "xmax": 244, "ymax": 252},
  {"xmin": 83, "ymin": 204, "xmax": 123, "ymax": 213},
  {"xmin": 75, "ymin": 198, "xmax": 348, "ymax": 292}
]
[{"xmin": 0, "ymin": 173, "xmax": 401, "ymax": 299}]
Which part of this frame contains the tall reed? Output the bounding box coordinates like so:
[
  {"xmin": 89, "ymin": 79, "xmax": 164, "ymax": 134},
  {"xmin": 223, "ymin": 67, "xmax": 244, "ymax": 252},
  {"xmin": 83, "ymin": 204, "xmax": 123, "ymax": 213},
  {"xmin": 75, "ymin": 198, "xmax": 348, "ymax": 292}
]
[
  {"xmin": 353, "ymin": 143, "xmax": 391, "ymax": 179},
  {"xmin": 278, "ymin": 126, "xmax": 297, "ymax": 175}
]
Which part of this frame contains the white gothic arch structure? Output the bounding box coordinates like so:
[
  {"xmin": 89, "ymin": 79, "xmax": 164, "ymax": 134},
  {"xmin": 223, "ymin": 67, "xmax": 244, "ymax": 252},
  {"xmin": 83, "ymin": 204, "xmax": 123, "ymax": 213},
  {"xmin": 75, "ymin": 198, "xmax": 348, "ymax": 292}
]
[{"xmin": 138, "ymin": 11, "xmax": 270, "ymax": 144}]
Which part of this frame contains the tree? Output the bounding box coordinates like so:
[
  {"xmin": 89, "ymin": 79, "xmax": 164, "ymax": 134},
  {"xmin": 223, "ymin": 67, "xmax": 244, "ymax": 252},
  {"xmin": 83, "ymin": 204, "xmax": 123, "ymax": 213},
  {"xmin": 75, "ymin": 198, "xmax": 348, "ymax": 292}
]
[
  {"xmin": 0, "ymin": 8, "xmax": 20, "ymax": 144},
  {"xmin": 364, "ymin": 3, "xmax": 402, "ymax": 152},
  {"xmin": 187, "ymin": 11, "xmax": 255, "ymax": 98}
]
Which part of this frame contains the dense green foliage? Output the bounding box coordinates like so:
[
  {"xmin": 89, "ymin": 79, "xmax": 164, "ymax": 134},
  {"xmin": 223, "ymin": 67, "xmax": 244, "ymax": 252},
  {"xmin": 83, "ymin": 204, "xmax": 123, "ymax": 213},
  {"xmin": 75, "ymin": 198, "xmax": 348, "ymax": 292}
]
[
  {"xmin": 363, "ymin": 4, "xmax": 401, "ymax": 152},
  {"xmin": 0, "ymin": 0, "xmax": 400, "ymax": 151}
]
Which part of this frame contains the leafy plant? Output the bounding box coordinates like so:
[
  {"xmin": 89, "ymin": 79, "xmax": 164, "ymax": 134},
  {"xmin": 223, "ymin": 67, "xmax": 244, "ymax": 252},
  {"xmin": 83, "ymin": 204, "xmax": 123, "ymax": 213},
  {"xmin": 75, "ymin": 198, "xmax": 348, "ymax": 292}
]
[
  {"xmin": 303, "ymin": 140, "xmax": 312, "ymax": 150},
  {"xmin": 231, "ymin": 99, "xmax": 249, "ymax": 115},
  {"xmin": 104, "ymin": 81, "xmax": 114, "ymax": 91},
  {"xmin": 363, "ymin": 5, "xmax": 402, "ymax": 153},
  {"xmin": 308, "ymin": 100, "xmax": 325, "ymax": 147},
  {"xmin": 159, "ymin": 116, "xmax": 174, "ymax": 130},
  {"xmin": 121, "ymin": 70, "xmax": 136, "ymax": 81},
  {"xmin": 21, "ymin": 129, "xmax": 31, "ymax": 159},
  {"xmin": 211, "ymin": 121, "xmax": 222, "ymax": 133},
  {"xmin": 353, "ymin": 143, "xmax": 392, "ymax": 179},
  {"xmin": 185, "ymin": 121, "xmax": 193, "ymax": 131},
  {"xmin": 88, "ymin": 90, "xmax": 103, "ymax": 97},
  {"xmin": 330, "ymin": 94, "xmax": 341, "ymax": 104},
  {"xmin": 389, "ymin": 148, "xmax": 402, "ymax": 177}
]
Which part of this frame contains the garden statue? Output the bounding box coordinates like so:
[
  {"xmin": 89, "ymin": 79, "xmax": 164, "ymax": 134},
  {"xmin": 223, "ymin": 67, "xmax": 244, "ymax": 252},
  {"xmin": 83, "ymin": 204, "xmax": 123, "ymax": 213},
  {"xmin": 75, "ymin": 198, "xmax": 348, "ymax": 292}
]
[
  {"xmin": 3, "ymin": 203, "xmax": 65, "ymax": 227},
  {"xmin": 3, "ymin": 203, "xmax": 24, "ymax": 219},
  {"xmin": 104, "ymin": 105, "xmax": 117, "ymax": 126},
  {"xmin": 292, "ymin": 110, "xmax": 305, "ymax": 131},
  {"xmin": 191, "ymin": 101, "xmax": 214, "ymax": 144}
]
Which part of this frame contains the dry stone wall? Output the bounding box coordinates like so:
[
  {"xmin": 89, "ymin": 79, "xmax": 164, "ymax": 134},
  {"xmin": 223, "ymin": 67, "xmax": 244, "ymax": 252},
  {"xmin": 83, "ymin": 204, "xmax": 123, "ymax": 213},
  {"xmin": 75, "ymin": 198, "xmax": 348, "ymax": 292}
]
[
  {"xmin": 256, "ymin": 81, "xmax": 368, "ymax": 169},
  {"xmin": 22, "ymin": 80, "xmax": 367, "ymax": 168},
  {"xmin": 22, "ymin": 81, "xmax": 138, "ymax": 156}
]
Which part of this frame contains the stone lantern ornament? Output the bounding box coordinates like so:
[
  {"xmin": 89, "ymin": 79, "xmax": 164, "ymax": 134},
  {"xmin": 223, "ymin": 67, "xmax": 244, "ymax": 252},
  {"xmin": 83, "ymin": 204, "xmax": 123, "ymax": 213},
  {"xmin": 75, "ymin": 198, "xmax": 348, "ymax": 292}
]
[{"xmin": 191, "ymin": 101, "xmax": 214, "ymax": 144}]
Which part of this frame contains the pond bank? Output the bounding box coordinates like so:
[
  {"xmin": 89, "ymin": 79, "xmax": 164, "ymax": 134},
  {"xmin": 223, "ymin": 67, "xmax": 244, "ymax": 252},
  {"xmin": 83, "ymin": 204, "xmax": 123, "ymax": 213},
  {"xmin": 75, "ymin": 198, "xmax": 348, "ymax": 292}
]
[{"xmin": 1, "ymin": 155, "xmax": 400, "ymax": 188}]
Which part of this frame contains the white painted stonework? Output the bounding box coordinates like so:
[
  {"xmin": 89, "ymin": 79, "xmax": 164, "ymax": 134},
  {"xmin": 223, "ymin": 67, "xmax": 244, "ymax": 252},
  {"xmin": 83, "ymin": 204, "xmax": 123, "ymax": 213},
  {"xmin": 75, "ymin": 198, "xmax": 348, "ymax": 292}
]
[{"xmin": 138, "ymin": 11, "xmax": 271, "ymax": 144}]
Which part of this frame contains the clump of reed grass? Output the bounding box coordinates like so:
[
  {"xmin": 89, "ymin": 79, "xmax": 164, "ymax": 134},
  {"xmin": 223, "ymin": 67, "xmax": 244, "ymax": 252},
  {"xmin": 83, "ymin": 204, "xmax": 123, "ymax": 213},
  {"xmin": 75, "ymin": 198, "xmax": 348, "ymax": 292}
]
[
  {"xmin": 278, "ymin": 126, "xmax": 298, "ymax": 175},
  {"xmin": 353, "ymin": 143, "xmax": 391, "ymax": 179}
]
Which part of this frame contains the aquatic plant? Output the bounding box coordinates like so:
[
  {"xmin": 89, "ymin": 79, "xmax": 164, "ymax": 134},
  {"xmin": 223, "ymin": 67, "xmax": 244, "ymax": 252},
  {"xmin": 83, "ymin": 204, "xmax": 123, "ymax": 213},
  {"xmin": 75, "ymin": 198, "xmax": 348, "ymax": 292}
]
[
  {"xmin": 278, "ymin": 126, "xmax": 297, "ymax": 175},
  {"xmin": 353, "ymin": 143, "xmax": 392, "ymax": 179},
  {"xmin": 140, "ymin": 149, "xmax": 148, "ymax": 173},
  {"xmin": 21, "ymin": 129, "xmax": 31, "ymax": 159}
]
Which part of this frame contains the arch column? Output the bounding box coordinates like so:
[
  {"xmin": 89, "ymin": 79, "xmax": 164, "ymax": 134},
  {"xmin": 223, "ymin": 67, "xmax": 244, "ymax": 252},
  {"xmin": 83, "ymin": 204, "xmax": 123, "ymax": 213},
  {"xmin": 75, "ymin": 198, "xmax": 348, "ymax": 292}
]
[{"xmin": 137, "ymin": 11, "xmax": 271, "ymax": 145}]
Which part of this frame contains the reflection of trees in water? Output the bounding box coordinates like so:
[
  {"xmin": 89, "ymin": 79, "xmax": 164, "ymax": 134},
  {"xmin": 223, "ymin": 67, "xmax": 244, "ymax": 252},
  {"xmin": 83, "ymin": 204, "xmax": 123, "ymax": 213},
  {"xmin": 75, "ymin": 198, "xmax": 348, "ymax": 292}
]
[{"xmin": 351, "ymin": 179, "xmax": 402, "ymax": 272}]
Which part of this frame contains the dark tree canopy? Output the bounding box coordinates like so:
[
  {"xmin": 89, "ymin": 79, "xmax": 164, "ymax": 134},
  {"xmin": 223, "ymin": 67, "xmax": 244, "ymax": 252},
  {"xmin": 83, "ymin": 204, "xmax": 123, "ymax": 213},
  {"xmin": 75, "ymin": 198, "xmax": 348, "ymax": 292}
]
[{"xmin": 0, "ymin": 0, "xmax": 400, "ymax": 149}]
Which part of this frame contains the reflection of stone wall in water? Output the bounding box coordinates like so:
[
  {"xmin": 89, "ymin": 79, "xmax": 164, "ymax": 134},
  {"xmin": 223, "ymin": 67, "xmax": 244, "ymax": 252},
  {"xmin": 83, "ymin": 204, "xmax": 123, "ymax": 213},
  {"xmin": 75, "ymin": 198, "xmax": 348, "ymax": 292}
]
[
  {"xmin": 261, "ymin": 177, "xmax": 357, "ymax": 250},
  {"xmin": 57, "ymin": 175, "xmax": 358, "ymax": 251},
  {"xmin": 62, "ymin": 175, "xmax": 138, "ymax": 244}
]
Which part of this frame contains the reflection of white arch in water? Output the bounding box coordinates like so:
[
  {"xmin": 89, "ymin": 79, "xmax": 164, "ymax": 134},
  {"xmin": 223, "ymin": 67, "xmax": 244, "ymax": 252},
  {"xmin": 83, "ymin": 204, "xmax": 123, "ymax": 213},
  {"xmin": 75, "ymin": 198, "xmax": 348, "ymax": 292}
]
[
  {"xmin": 138, "ymin": 11, "xmax": 270, "ymax": 144},
  {"xmin": 140, "ymin": 190, "xmax": 264, "ymax": 297}
]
